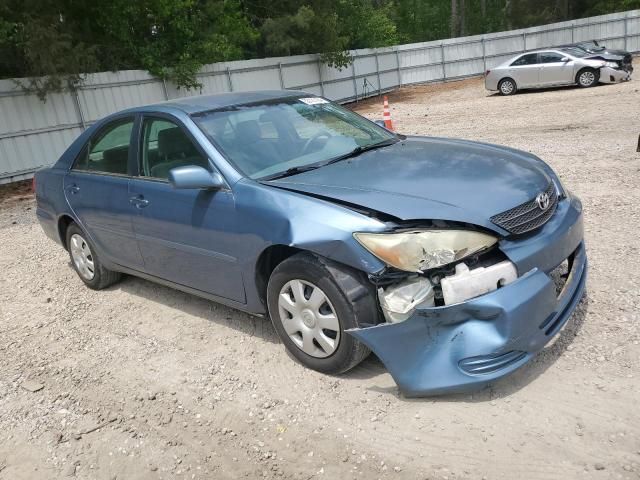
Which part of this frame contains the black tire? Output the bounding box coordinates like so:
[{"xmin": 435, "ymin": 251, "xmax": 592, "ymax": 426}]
[
  {"xmin": 66, "ymin": 223, "xmax": 121, "ymax": 290},
  {"xmin": 576, "ymin": 68, "xmax": 599, "ymax": 88},
  {"xmin": 498, "ymin": 78, "xmax": 517, "ymax": 96},
  {"xmin": 267, "ymin": 253, "xmax": 377, "ymax": 374}
]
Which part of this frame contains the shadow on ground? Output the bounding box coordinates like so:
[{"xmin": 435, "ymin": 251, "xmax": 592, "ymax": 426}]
[
  {"xmin": 83, "ymin": 262, "xmax": 589, "ymax": 404},
  {"xmin": 109, "ymin": 273, "xmax": 281, "ymax": 345}
]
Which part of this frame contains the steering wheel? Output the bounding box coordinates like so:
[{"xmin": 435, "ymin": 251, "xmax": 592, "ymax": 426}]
[{"xmin": 301, "ymin": 131, "xmax": 332, "ymax": 155}]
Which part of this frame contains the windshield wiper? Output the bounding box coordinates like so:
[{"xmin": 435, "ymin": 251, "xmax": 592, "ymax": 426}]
[
  {"xmin": 324, "ymin": 138, "xmax": 399, "ymax": 166},
  {"xmin": 261, "ymin": 138, "xmax": 399, "ymax": 181},
  {"xmin": 261, "ymin": 165, "xmax": 320, "ymax": 181}
]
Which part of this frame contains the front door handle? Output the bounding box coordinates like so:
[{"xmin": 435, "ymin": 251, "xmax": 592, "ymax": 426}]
[
  {"xmin": 129, "ymin": 195, "xmax": 150, "ymax": 208},
  {"xmin": 66, "ymin": 185, "xmax": 80, "ymax": 195}
]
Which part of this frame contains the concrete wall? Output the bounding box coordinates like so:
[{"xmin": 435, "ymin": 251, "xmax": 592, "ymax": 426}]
[{"xmin": 1, "ymin": 9, "xmax": 638, "ymax": 183}]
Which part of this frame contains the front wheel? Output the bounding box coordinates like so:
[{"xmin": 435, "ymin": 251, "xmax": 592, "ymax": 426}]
[
  {"xmin": 576, "ymin": 68, "xmax": 599, "ymax": 88},
  {"xmin": 267, "ymin": 253, "xmax": 376, "ymax": 374}
]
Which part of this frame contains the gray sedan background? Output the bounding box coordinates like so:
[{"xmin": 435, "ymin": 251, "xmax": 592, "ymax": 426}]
[{"xmin": 485, "ymin": 48, "xmax": 629, "ymax": 94}]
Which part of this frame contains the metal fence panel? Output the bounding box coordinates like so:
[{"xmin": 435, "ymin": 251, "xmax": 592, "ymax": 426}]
[
  {"xmin": 282, "ymin": 63, "xmax": 318, "ymax": 89},
  {"xmin": 323, "ymin": 79, "xmax": 355, "ymax": 100},
  {"xmin": 0, "ymin": 89, "xmax": 78, "ymax": 134},
  {"xmin": 377, "ymin": 51, "xmax": 398, "ymax": 71},
  {"xmin": 401, "ymin": 63, "xmax": 445, "ymax": 85},
  {"xmin": 0, "ymin": 9, "xmax": 638, "ymax": 183},
  {"xmin": 321, "ymin": 64, "xmax": 352, "ymax": 82},
  {"xmin": 445, "ymin": 58, "xmax": 485, "ymax": 78},
  {"xmin": 484, "ymin": 34, "xmax": 526, "ymax": 56},
  {"xmin": 444, "ymin": 40, "xmax": 484, "ymax": 61}
]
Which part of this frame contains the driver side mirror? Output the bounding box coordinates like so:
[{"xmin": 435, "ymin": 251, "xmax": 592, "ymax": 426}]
[
  {"xmin": 561, "ymin": 57, "xmax": 570, "ymax": 63},
  {"xmin": 169, "ymin": 165, "xmax": 225, "ymax": 190}
]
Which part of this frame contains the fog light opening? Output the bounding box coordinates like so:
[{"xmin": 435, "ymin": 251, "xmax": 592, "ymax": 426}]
[{"xmin": 377, "ymin": 276, "xmax": 435, "ymax": 324}]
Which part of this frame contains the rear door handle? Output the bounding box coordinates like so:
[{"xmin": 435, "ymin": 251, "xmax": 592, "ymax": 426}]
[
  {"xmin": 66, "ymin": 185, "xmax": 80, "ymax": 194},
  {"xmin": 129, "ymin": 195, "xmax": 150, "ymax": 208}
]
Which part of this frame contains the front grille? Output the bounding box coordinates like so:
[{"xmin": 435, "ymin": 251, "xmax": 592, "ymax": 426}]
[{"xmin": 490, "ymin": 182, "xmax": 558, "ymax": 235}]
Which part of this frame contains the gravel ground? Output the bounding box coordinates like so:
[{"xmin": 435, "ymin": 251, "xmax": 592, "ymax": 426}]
[{"xmin": 1, "ymin": 66, "xmax": 639, "ymax": 480}]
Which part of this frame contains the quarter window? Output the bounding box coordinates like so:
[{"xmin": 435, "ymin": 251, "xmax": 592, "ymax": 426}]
[
  {"xmin": 511, "ymin": 53, "xmax": 538, "ymax": 66},
  {"xmin": 140, "ymin": 118, "xmax": 209, "ymax": 180},
  {"xmin": 74, "ymin": 119, "xmax": 134, "ymax": 175}
]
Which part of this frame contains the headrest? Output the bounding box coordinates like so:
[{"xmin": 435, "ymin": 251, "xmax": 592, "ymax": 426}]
[
  {"xmin": 158, "ymin": 127, "xmax": 196, "ymax": 159},
  {"xmin": 235, "ymin": 120, "xmax": 262, "ymax": 143},
  {"xmin": 102, "ymin": 146, "xmax": 128, "ymax": 173}
]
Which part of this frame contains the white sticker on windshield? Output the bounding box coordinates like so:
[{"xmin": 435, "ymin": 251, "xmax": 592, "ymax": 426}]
[{"xmin": 299, "ymin": 97, "xmax": 329, "ymax": 105}]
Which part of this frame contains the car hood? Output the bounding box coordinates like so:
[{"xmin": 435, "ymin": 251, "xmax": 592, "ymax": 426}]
[
  {"xmin": 585, "ymin": 52, "xmax": 626, "ymax": 61},
  {"xmin": 267, "ymin": 137, "xmax": 552, "ymax": 233}
]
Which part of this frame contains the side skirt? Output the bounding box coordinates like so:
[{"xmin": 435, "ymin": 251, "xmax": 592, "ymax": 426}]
[{"xmin": 109, "ymin": 263, "xmax": 266, "ymax": 318}]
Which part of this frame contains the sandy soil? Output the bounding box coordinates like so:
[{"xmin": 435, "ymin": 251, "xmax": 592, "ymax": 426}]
[{"xmin": 1, "ymin": 65, "xmax": 639, "ymax": 480}]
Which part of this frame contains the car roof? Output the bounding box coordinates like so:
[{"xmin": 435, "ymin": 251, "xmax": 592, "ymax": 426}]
[
  {"xmin": 515, "ymin": 48, "xmax": 564, "ymax": 55},
  {"xmin": 500, "ymin": 49, "xmax": 560, "ymax": 65},
  {"xmin": 128, "ymin": 90, "xmax": 311, "ymax": 115}
]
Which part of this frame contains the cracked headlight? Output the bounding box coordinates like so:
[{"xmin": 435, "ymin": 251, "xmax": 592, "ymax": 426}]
[{"xmin": 354, "ymin": 229, "xmax": 498, "ymax": 273}]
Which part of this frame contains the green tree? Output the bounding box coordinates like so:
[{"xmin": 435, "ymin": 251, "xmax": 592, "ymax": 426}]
[
  {"xmin": 1, "ymin": 0, "xmax": 637, "ymax": 99},
  {"xmin": 255, "ymin": 0, "xmax": 397, "ymax": 68},
  {"xmin": 0, "ymin": 0, "xmax": 258, "ymax": 97}
]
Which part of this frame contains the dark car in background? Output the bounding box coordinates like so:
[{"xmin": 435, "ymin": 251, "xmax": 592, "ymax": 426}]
[
  {"xmin": 567, "ymin": 40, "xmax": 633, "ymax": 73},
  {"xmin": 34, "ymin": 91, "xmax": 587, "ymax": 396}
]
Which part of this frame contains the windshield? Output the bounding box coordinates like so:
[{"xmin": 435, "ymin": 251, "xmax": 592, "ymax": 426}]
[
  {"xmin": 577, "ymin": 41, "xmax": 604, "ymax": 52},
  {"xmin": 560, "ymin": 47, "xmax": 589, "ymax": 58},
  {"xmin": 192, "ymin": 97, "xmax": 396, "ymax": 180}
]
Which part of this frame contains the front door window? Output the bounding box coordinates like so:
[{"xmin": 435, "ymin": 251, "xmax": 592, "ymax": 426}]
[{"xmin": 140, "ymin": 118, "xmax": 209, "ymax": 180}]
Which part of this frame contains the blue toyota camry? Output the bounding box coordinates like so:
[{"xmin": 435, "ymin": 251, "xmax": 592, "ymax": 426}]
[{"xmin": 34, "ymin": 91, "xmax": 586, "ymax": 396}]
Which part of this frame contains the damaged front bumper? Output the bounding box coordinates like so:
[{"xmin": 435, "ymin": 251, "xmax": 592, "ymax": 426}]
[
  {"xmin": 347, "ymin": 196, "xmax": 587, "ymax": 397},
  {"xmin": 599, "ymin": 66, "xmax": 632, "ymax": 83}
]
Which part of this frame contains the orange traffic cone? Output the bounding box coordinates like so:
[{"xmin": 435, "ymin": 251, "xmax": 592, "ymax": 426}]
[{"xmin": 383, "ymin": 96, "xmax": 394, "ymax": 131}]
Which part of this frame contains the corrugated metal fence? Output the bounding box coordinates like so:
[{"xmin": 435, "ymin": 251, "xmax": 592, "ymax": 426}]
[{"xmin": 1, "ymin": 9, "xmax": 639, "ymax": 184}]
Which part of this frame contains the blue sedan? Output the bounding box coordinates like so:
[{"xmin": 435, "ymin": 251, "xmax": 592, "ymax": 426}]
[{"xmin": 34, "ymin": 91, "xmax": 587, "ymax": 396}]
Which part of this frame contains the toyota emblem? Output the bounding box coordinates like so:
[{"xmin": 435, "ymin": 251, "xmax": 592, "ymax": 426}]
[{"xmin": 536, "ymin": 192, "xmax": 551, "ymax": 211}]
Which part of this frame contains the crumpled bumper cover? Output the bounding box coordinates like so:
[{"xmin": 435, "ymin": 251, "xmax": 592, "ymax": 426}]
[
  {"xmin": 599, "ymin": 66, "xmax": 632, "ymax": 84},
  {"xmin": 347, "ymin": 197, "xmax": 587, "ymax": 397}
]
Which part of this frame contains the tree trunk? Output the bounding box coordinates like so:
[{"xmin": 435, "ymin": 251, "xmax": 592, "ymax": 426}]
[
  {"xmin": 451, "ymin": 0, "xmax": 458, "ymax": 37},
  {"xmin": 556, "ymin": 0, "xmax": 569, "ymax": 20},
  {"xmin": 504, "ymin": 0, "xmax": 512, "ymax": 30},
  {"xmin": 460, "ymin": 0, "xmax": 465, "ymax": 36},
  {"xmin": 481, "ymin": 0, "xmax": 486, "ymax": 18}
]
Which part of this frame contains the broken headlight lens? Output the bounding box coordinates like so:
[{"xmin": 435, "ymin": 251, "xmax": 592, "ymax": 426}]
[{"xmin": 354, "ymin": 230, "xmax": 498, "ymax": 273}]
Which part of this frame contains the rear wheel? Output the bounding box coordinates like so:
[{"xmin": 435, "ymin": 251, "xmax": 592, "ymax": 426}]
[
  {"xmin": 267, "ymin": 253, "xmax": 376, "ymax": 374},
  {"xmin": 498, "ymin": 78, "xmax": 517, "ymax": 95},
  {"xmin": 576, "ymin": 68, "xmax": 599, "ymax": 88},
  {"xmin": 66, "ymin": 223, "xmax": 121, "ymax": 290}
]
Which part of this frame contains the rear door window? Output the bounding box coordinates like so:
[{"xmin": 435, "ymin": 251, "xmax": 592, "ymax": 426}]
[
  {"xmin": 73, "ymin": 119, "xmax": 134, "ymax": 175},
  {"xmin": 511, "ymin": 53, "xmax": 539, "ymax": 66}
]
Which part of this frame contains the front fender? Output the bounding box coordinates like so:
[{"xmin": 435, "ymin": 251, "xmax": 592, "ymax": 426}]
[{"xmin": 233, "ymin": 180, "xmax": 388, "ymax": 312}]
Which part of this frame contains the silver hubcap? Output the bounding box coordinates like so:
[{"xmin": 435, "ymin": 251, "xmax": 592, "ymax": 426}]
[
  {"xmin": 580, "ymin": 71, "xmax": 595, "ymax": 86},
  {"xmin": 500, "ymin": 81, "xmax": 514, "ymax": 94},
  {"xmin": 277, "ymin": 280, "xmax": 340, "ymax": 358},
  {"xmin": 70, "ymin": 233, "xmax": 95, "ymax": 280}
]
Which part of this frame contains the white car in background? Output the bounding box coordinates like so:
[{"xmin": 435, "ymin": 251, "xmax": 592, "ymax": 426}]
[{"xmin": 485, "ymin": 47, "xmax": 631, "ymax": 95}]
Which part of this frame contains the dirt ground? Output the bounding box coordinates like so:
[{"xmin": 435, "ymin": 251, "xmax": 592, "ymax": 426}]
[{"xmin": 1, "ymin": 65, "xmax": 640, "ymax": 480}]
